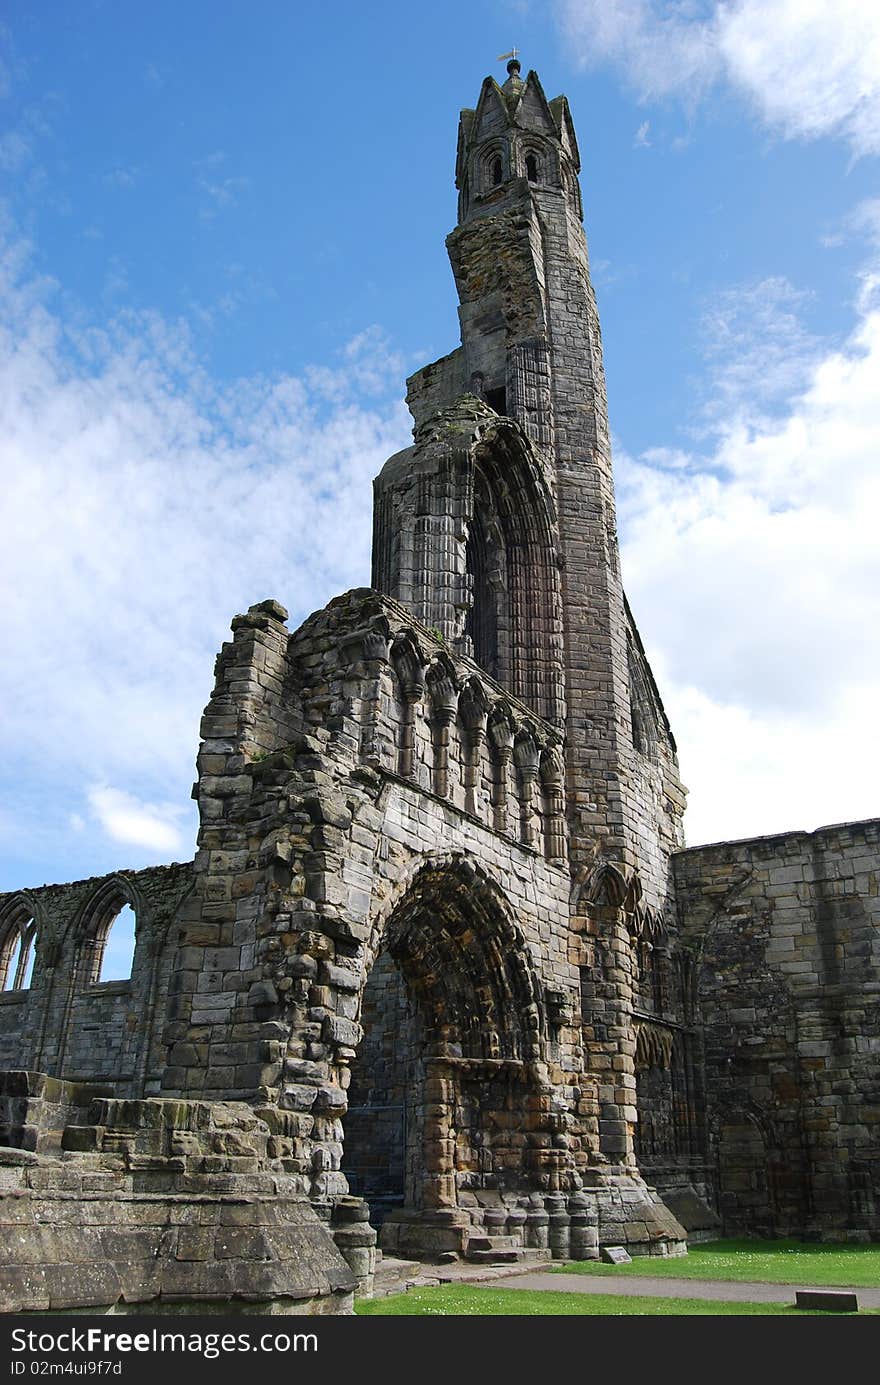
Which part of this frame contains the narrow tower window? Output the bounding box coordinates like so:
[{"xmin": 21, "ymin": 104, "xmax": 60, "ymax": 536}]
[
  {"xmin": 526, "ymin": 154, "xmax": 538, "ymax": 183},
  {"xmin": 490, "ymin": 155, "xmax": 503, "ymax": 186}
]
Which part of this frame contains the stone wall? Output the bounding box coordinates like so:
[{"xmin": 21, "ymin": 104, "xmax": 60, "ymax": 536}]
[
  {"xmin": 674, "ymin": 819, "xmax": 880, "ymax": 1239},
  {"xmin": 0, "ymin": 863, "xmax": 192, "ymax": 1094}
]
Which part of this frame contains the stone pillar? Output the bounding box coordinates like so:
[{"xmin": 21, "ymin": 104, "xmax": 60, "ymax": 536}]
[
  {"xmin": 390, "ymin": 633, "xmax": 426, "ymax": 781},
  {"xmin": 539, "ymin": 742, "xmax": 566, "ymax": 866},
  {"xmin": 568, "ymin": 1191, "xmax": 599, "ymax": 1260},
  {"xmin": 488, "ymin": 702, "xmax": 515, "ymax": 835},
  {"xmin": 331, "ymin": 1196, "xmax": 377, "ymax": 1296},
  {"xmin": 426, "ymin": 655, "xmax": 459, "ymax": 799},
  {"xmin": 546, "ymin": 1192, "xmax": 571, "ymax": 1260},
  {"xmin": 513, "ymin": 726, "xmax": 539, "ymax": 849},
  {"xmin": 458, "ymin": 677, "xmax": 489, "ymax": 817},
  {"xmin": 421, "ymin": 1058, "xmax": 457, "ymax": 1210},
  {"xmin": 525, "ymin": 1192, "xmax": 549, "ymax": 1251}
]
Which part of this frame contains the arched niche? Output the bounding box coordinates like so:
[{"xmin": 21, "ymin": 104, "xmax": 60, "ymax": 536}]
[
  {"xmin": 343, "ymin": 858, "xmax": 547, "ymax": 1224},
  {"xmin": 463, "ymin": 419, "xmax": 563, "ymax": 722}
]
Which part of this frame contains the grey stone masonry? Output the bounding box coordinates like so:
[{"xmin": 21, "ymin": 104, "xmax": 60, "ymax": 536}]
[
  {"xmin": 0, "ymin": 863, "xmax": 193, "ymax": 1092},
  {"xmin": 674, "ymin": 819, "xmax": 880, "ymax": 1239}
]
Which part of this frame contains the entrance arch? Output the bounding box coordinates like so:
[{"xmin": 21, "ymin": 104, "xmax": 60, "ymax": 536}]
[{"xmin": 342, "ymin": 858, "xmax": 550, "ymax": 1239}]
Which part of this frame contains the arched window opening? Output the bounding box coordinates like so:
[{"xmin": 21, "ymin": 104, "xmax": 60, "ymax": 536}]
[
  {"xmin": 628, "ymin": 641, "xmax": 657, "ymax": 760},
  {"xmin": 465, "ymin": 484, "xmax": 502, "ymax": 680},
  {"xmin": 97, "ymin": 903, "xmax": 136, "ymax": 982},
  {"xmin": 490, "ymin": 155, "xmax": 503, "ymax": 186},
  {"xmin": 526, "ymin": 153, "xmax": 539, "ymax": 183},
  {"xmin": 1, "ymin": 917, "xmax": 36, "ymax": 991}
]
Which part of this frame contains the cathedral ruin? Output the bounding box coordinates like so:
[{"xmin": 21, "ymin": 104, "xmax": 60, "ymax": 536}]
[{"xmin": 1, "ymin": 60, "xmax": 878, "ymax": 1315}]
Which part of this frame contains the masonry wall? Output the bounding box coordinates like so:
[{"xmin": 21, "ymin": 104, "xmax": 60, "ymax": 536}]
[
  {"xmin": 0, "ymin": 863, "xmax": 192, "ymax": 1098},
  {"xmin": 674, "ymin": 819, "xmax": 880, "ymax": 1239}
]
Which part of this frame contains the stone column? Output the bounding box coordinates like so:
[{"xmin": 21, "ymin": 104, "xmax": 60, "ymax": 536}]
[
  {"xmin": 458, "ymin": 677, "xmax": 489, "ymax": 817},
  {"xmin": 426, "ymin": 656, "xmax": 459, "ymax": 799},
  {"xmin": 390, "ymin": 633, "xmax": 426, "ymax": 781},
  {"xmin": 488, "ymin": 702, "xmax": 515, "ymax": 835},
  {"xmin": 513, "ymin": 727, "xmax": 540, "ymax": 849},
  {"xmin": 539, "ymin": 741, "xmax": 566, "ymax": 866}
]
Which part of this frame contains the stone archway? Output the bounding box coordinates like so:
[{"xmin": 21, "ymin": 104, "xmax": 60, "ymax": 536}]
[
  {"xmin": 716, "ymin": 1105, "xmax": 778, "ymax": 1234},
  {"xmin": 341, "ymin": 858, "xmax": 550, "ymax": 1256}
]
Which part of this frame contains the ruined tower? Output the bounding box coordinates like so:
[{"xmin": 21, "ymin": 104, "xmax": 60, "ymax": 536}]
[
  {"xmin": 373, "ymin": 59, "xmax": 687, "ymax": 1176},
  {"xmin": 3, "ymin": 58, "xmax": 875, "ymax": 1316},
  {"xmin": 375, "ymin": 58, "xmax": 685, "ymax": 895}
]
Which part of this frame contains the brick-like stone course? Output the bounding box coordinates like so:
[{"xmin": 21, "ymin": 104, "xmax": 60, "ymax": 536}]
[{"xmin": 674, "ymin": 819, "xmax": 880, "ymax": 1239}]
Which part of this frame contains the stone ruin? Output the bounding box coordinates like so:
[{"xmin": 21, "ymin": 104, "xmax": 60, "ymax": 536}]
[{"xmin": 1, "ymin": 59, "xmax": 877, "ymax": 1315}]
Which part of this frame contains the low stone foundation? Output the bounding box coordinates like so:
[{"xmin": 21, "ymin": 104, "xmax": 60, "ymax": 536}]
[
  {"xmin": 0, "ymin": 1077, "xmax": 363, "ymax": 1315},
  {"xmin": 377, "ymin": 1180, "xmax": 686, "ymax": 1264}
]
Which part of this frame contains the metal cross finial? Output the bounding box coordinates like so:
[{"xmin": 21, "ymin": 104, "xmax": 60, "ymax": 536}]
[{"xmin": 497, "ymin": 48, "xmax": 519, "ymax": 63}]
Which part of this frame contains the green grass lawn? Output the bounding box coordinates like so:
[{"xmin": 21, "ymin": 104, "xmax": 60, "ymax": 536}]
[
  {"xmin": 356, "ymin": 1283, "xmax": 868, "ymax": 1316},
  {"xmin": 553, "ymin": 1238, "xmax": 880, "ymax": 1287}
]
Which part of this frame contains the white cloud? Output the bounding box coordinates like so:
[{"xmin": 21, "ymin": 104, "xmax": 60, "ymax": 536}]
[
  {"xmin": 634, "ymin": 120, "xmax": 651, "ymax": 148},
  {"xmin": 0, "ymin": 229, "xmax": 410, "ymax": 881},
  {"xmin": 619, "ymin": 252, "xmax": 880, "ymax": 844},
  {"xmin": 698, "ymin": 275, "xmax": 823, "ymax": 417},
  {"xmin": 87, "ymin": 787, "xmax": 185, "ymax": 855},
  {"xmin": 555, "ymin": 0, "xmax": 880, "ymax": 155}
]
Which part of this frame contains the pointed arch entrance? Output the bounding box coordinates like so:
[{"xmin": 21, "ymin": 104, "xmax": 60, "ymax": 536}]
[{"xmin": 342, "ymin": 858, "xmax": 551, "ymax": 1249}]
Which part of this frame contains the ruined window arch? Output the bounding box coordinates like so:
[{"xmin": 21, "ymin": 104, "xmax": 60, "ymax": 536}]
[
  {"xmin": 479, "ymin": 147, "xmax": 505, "ymax": 192},
  {"xmin": 99, "ymin": 903, "xmax": 137, "ymax": 981},
  {"xmin": 78, "ymin": 882, "xmax": 138, "ymax": 985},
  {"xmin": 525, "ymin": 153, "xmax": 539, "ymax": 183},
  {"xmin": 464, "ymin": 470, "xmax": 504, "ymax": 680},
  {"xmin": 0, "ymin": 908, "xmax": 37, "ymax": 991},
  {"xmin": 463, "ymin": 423, "xmax": 564, "ymax": 723},
  {"xmin": 628, "ymin": 636, "xmax": 658, "ymax": 759}
]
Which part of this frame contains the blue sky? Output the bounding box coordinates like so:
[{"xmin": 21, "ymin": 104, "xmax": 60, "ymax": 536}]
[{"xmin": 2, "ymin": 0, "xmax": 879, "ymax": 893}]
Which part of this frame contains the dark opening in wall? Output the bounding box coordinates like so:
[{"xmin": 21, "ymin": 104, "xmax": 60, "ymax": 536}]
[
  {"xmin": 526, "ymin": 154, "xmax": 538, "ymax": 183},
  {"xmin": 490, "ymin": 155, "xmax": 503, "ymax": 186},
  {"xmin": 344, "ymin": 950, "xmax": 417, "ymax": 1225},
  {"xmin": 464, "ymin": 499, "xmax": 500, "ymax": 680},
  {"xmin": 484, "ymin": 386, "xmax": 507, "ymax": 416}
]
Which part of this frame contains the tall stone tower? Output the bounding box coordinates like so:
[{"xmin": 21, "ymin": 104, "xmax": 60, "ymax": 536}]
[
  {"xmin": 371, "ymin": 59, "xmax": 687, "ymax": 1191},
  {"xmin": 0, "ymin": 61, "xmax": 700, "ymax": 1316},
  {"xmin": 374, "ymin": 57, "xmax": 685, "ymax": 917}
]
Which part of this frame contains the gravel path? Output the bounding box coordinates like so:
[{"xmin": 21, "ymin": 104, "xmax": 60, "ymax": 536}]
[{"xmin": 487, "ymin": 1270, "xmax": 880, "ymax": 1307}]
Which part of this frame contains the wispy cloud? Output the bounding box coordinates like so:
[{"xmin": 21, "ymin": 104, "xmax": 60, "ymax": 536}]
[
  {"xmin": 87, "ymin": 787, "xmax": 185, "ymax": 855},
  {"xmin": 698, "ymin": 276, "xmax": 823, "ymax": 419},
  {"xmin": 618, "ymin": 239, "xmax": 880, "ymax": 844},
  {"xmin": 193, "ymin": 151, "xmax": 249, "ymax": 220},
  {"xmin": 555, "ymin": 1, "xmax": 880, "ymax": 156},
  {"xmin": 634, "ymin": 119, "xmax": 651, "ymax": 148},
  {"xmin": 0, "ymin": 227, "xmax": 411, "ymax": 883}
]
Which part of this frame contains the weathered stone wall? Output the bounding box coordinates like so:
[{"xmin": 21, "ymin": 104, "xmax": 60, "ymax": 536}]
[
  {"xmin": 344, "ymin": 949, "xmax": 416, "ymax": 1221},
  {"xmin": 0, "ymin": 864, "xmax": 192, "ymax": 1093},
  {"xmin": 0, "ymin": 1075, "xmax": 356, "ymax": 1314},
  {"xmin": 148, "ymin": 589, "xmax": 683, "ymax": 1257},
  {"xmin": 674, "ymin": 819, "xmax": 880, "ymax": 1239}
]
